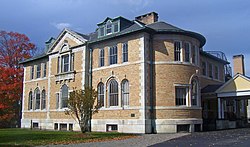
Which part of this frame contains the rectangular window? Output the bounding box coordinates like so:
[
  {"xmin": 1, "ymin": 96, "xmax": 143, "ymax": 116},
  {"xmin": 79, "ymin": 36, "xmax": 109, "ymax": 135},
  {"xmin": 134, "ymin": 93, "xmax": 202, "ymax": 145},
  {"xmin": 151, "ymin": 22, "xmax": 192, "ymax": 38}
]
[
  {"xmin": 99, "ymin": 27, "xmax": 104, "ymax": 37},
  {"xmin": 106, "ymin": 22, "xmax": 112, "ymax": 35},
  {"xmin": 99, "ymin": 48, "xmax": 105, "ymax": 67},
  {"xmin": 174, "ymin": 41, "xmax": 181, "ymax": 61},
  {"xmin": 184, "ymin": 43, "xmax": 190, "ymax": 62},
  {"xmin": 208, "ymin": 63, "xmax": 213, "ymax": 78},
  {"xmin": 202, "ymin": 62, "xmax": 207, "ymax": 76},
  {"xmin": 192, "ymin": 45, "xmax": 196, "ymax": 64},
  {"xmin": 36, "ymin": 64, "xmax": 41, "ymax": 78},
  {"xmin": 56, "ymin": 93, "xmax": 59, "ymax": 109},
  {"xmin": 214, "ymin": 65, "xmax": 219, "ymax": 79},
  {"xmin": 59, "ymin": 123, "xmax": 67, "ymax": 131},
  {"xmin": 109, "ymin": 45, "xmax": 117, "ymax": 65},
  {"xmin": 70, "ymin": 53, "xmax": 74, "ymax": 71},
  {"xmin": 32, "ymin": 122, "xmax": 39, "ymax": 129},
  {"xmin": 122, "ymin": 43, "xmax": 128, "ymax": 62},
  {"xmin": 43, "ymin": 63, "xmax": 46, "ymax": 77},
  {"xmin": 106, "ymin": 124, "xmax": 118, "ymax": 132},
  {"xmin": 30, "ymin": 66, "xmax": 34, "ymax": 80},
  {"xmin": 176, "ymin": 87, "xmax": 188, "ymax": 106},
  {"xmin": 62, "ymin": 54, "xmax": 69, "ymax": 72},
  {"xmin": 113, "ymin": 22, "xmax": 119, "ymax": 33},
  {"xmin": 57, "ymin": 57, "xmax": 60, "ymax": 73},
  {"xmin": 54, "ymin": 123, "xmax": 58, "ymax": 130}
]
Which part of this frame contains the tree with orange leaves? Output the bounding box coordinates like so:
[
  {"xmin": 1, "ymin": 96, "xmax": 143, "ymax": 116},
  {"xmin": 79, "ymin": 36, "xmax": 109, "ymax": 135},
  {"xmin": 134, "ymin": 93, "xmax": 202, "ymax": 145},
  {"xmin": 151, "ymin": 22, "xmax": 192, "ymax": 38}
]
[{"xmin": 0, "ymin": 31, "xmax": 36, "ymax": 128}]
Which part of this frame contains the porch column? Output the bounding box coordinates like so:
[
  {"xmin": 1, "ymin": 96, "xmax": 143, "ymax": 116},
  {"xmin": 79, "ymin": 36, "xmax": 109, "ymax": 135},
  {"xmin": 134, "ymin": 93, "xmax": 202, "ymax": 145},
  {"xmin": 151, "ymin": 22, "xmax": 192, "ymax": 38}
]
[{"xmin": 218, "ymin": 98, "xmax": 221, "ymax": 119}]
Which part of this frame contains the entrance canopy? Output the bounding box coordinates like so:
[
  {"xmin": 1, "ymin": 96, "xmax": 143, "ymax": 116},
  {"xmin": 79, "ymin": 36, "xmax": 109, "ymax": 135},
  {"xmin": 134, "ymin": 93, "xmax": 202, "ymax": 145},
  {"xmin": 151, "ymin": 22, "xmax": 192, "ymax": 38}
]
[{"xmin": 216, "ymin": 74, "xmax": 250, "ymax": 97}]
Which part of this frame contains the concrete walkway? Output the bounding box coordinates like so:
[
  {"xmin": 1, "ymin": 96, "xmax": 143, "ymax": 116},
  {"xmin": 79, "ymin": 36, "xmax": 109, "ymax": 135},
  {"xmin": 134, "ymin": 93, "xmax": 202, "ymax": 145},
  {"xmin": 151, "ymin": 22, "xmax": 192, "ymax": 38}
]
[{"xmin": 43, "ymin": 133, "xmax": 188, "ymax": 147}]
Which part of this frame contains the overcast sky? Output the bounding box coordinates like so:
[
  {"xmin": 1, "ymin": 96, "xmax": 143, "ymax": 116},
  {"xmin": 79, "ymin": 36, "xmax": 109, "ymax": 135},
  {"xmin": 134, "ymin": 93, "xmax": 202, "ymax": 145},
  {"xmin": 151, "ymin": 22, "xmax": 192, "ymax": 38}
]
[{"xmin": 0, "ymin": 0, "xmax": 249, "ymax": 75}]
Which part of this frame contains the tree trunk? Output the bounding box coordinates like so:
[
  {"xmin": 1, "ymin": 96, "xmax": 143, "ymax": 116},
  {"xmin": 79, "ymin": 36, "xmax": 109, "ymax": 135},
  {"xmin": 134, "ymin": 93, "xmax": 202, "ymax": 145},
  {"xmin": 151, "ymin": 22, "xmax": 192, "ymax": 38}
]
[{"xmin": 79, "ymin": 115, "xmax": 89, "ymax": 133}]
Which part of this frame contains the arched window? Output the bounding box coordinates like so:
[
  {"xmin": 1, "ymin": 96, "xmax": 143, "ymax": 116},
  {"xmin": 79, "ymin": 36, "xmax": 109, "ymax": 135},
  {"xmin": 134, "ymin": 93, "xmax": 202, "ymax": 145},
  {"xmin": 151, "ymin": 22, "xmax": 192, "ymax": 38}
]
[
  {"xmin": 28, "ymin": 91, "xmax": 33, "ymax": 110},
  {"xmin": 121, "ymin": 80, "xmax": 129, "ymax": 106},
  {"xmin": 97, "ymin": 82, "xmax": 104, "ymax": 107},
  {"xmin": 61, "ymin": 84, "xmax": 68, "ymax": 108},
  {"xmin": 191, "ymin": 79, "xmax": 198, "ymax": 106},
  {"xmin": 109, "ymin": 79, "xmax": 118, "ymax": 106},
  {"xmin": 34, "ymin": 88, "xmax": 40, "ymax": 110},
  {"xmin": 41, "ymin": 89, "xmax": 46, "ymax": 109}
]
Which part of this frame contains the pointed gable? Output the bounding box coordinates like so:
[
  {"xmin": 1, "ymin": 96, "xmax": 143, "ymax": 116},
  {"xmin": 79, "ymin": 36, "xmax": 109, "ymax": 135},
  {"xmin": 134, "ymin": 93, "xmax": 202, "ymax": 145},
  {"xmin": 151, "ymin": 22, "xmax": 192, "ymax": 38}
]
[
  {"xmin": 47, "ymin": 29, "xmax": 88, "ymax": 54},
  {"xmin": 216, "ymin": 74, "xmax": 250, "ymax": 97}
]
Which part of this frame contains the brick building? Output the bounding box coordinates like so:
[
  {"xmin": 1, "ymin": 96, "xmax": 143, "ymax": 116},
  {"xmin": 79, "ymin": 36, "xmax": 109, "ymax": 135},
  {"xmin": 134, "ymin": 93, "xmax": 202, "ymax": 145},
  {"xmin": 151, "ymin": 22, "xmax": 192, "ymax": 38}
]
[{"xmin": 20, "ymin": 12, "xmax": 230, "ymax": 133}]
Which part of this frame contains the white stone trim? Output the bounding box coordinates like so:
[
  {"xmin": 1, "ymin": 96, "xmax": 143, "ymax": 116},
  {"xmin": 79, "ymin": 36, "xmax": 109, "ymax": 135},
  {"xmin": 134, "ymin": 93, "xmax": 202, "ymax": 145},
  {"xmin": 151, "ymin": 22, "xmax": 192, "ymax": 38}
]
[
  {"xmin": 24, "ymin": 77, "xmax": 48, "ymax": 83},
  {"xmin": 217, "ymin": 90, "xmax": 250, "ymax": 97},
  {"xmin": 81, "ymin": 46, "xmax": 85, "ymax": 89},
  {"xmin": 139, "ymin": 36, "xmax": 146, "ymax": 133},
  {"xmin": 21, "ymin": 67, "xmax": 26, "ymax": 120}
]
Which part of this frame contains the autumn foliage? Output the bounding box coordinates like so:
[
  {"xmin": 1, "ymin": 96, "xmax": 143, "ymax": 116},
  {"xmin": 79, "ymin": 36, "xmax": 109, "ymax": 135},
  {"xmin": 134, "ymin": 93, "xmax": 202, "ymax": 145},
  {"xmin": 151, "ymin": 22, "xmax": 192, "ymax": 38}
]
[{"xmin": 0, "ymin": 31, "xmax": 36, "ymax": 128}]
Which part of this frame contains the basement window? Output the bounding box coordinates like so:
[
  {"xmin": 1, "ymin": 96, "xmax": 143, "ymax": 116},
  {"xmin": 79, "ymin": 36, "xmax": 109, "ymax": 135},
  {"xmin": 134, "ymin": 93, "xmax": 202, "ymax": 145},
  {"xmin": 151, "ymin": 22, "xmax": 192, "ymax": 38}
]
[
  {"xmin": 32, "ymin": 122, "xmax": 39, "ymax": 129},
  {"xmin": 177, "ymin": 124, "xmax": 190, "ymax": 133},
  {"xmin": 59, "ymin": 123, "xmax": 67, "ymax": 131},
  {"xmin": 54, "ymin": 123, "xmax": 58, "ymax": 130},
  {"xmin": 69, "ymin": 124, "xmax": 73, "ymax": 131},
  {"xmin": 106, "ymin": 124, "xmax": 118, "ymax": 132}
]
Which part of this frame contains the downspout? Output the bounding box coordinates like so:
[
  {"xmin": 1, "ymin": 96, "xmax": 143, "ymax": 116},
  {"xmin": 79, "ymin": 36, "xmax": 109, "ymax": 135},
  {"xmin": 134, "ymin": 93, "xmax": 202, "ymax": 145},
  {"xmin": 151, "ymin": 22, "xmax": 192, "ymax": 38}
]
[
  {"xmin": 149, "ymin": 33, "xmax": 155, "ymax": 133},
  {"xmin": 88, "ymin": 45, "xmax": 93, "ymax": 132}
]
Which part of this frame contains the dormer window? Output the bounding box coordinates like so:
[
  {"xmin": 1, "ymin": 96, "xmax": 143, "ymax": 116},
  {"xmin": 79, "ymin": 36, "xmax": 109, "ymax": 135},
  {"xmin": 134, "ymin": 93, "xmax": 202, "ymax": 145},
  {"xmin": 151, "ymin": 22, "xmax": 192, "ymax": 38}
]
[
  {"xmin": 99, "ymin": 27, "xmax": 104, "ymax": 37},
  {"xmin": 98, "ymin": 18, "xmax": 123, "ymax": 38},
  {"xmin": 113, "ymin": 22, "xmax": 119, "ymax": 33},
  {"xmin": 106, "ymin": 21, "xmax": 112, "ymax": 35}
]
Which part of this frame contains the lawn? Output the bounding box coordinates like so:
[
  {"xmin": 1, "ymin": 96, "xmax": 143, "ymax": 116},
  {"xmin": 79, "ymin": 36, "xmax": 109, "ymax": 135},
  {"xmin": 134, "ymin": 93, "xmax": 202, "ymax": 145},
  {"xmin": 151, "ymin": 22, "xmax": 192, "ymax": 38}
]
[{"xmin": 0, "ymin": 128, "xmax": 135, "ymax": 146}]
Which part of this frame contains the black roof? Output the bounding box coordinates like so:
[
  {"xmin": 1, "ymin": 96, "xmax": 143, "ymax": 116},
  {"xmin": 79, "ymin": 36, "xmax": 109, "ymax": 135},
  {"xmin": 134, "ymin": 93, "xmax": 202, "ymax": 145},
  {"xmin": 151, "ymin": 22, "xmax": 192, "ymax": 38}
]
[
  {"xmin": 146, "ymin": 21, "xmax": 206, "ymax": 47},
  {"xmin": 201, "ymin": 84, "xmax": 223, "ymax": 94}
]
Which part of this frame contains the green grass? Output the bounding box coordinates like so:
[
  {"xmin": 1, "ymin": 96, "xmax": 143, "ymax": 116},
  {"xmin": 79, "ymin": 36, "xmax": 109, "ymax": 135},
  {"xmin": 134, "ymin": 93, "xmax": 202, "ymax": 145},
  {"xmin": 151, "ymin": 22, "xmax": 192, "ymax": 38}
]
[{"xmin": 0, "ymin": 128, "xmax": 135, "ymax": 146}]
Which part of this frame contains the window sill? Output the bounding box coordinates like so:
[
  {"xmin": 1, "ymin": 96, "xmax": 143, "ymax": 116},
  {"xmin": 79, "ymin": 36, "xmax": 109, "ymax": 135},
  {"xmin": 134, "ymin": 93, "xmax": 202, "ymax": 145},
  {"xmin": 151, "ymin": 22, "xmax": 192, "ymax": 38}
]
[{"xmin": 55, "ymin": 71, "xmax": 75, "ymax": 82}]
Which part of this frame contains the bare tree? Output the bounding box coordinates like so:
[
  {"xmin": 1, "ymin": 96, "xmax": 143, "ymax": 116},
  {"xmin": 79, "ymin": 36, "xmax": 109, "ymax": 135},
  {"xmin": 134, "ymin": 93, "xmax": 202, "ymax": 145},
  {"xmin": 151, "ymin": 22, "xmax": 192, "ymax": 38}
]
[{"xmin": 65, "ymin": 86, "xmax": 100, "ymax": 133}]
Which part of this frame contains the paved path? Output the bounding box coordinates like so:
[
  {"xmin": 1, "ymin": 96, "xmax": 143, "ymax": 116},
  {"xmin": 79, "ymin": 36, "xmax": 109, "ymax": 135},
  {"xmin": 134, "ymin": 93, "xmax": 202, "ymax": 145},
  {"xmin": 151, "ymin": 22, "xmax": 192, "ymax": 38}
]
[
  {"xmin": 43, "ymin": 133, "xmax": 188, "ymax": 147},
  {"xmin": 151, "ymin": 128, "xmax": 250, "ymax": 147}
]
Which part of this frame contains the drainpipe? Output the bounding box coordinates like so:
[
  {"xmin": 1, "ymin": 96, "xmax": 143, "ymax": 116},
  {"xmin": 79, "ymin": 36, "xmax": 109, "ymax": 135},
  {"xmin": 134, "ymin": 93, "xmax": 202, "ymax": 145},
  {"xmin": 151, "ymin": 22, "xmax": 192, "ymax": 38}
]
[
  {"xmin": 89, "ymin": 47, "xmax": 93, "ymax": 88},
  {"xmin": 88, "ymin": 46, "xmax": 93, "ymax": 132},
  {"xmin": 149, "ymin": 33, "xmax": 155, "ymax": 133}
]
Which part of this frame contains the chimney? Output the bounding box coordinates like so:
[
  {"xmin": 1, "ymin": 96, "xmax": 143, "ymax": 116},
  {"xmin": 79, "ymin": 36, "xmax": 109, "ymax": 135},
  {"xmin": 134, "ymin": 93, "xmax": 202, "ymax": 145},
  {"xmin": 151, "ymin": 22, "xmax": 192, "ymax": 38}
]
[
  {"xmin": 233, "ymin": 54, "xmax": 245, "ymax": 75},
  {"xmin": 135, "ymin": 12, "xmax": 158, "ymax": 25}
]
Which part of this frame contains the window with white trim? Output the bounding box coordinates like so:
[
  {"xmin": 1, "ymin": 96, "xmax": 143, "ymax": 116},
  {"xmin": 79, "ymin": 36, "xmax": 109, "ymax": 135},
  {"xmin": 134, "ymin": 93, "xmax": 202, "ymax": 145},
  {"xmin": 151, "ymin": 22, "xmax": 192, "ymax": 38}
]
[
  {"xmin": 30, "ymin": 66, "xmax": 34, "ymax": 80},
  {"xmin": 99, "ymin": 48, "xmax": 105, "ymax": 67},
  {"xmin": 34, "ymin": 88, "xmax": 40, "ymax": 110},
  {"xmin": 28, "ymin": 91, "xmax": 33, "ymax": 110},
  {"xmin": 184, "ymin": 42, "xmax": 190, "ymax": 62},
  {"xmin": 43, "ymin": 63, "xmax": 46, "ymax": 77},
  {"xmin": 109, "ymin": 45, "xmax": 117, "ymax": 65},
  {"xmin": 62, "ymin": 54, "xmax": 69, "ymax": 72},
  {"xmin": 97, "ymin": 82, "xmax": 104, "ymax": 107},
  {"xmin": 214, "ymin": 65, "xmax": 219, "ymax": 79},
  {"xmin": 121, "ymin": 79, "xmax": 129, "ymax": 106},
  {"xmin": 99, "ymin": 27, "xmax": 104, "ymax": 37},
  {"xmin": 61, "ymin": 84, "xmax": 68, "ymax": 108},
  {"xmin": 175, "ymin": 87, "xmax": 188, "ymax": 106},
  {"xmin": 191, "ymin": 79, "xmax": 198, "ymax": 106},
  {"xmin": 208, "ymin": 63, "xmax": 213, "ymax": 78},
  {"xmin": 174, "ymin": 41, "xmax": 181, "ymax": 61},
  {"xmin": 192, "ymin": 45, "xmax": 196, "ymax": 64},
  {"xmin": 56, "ymin": 93, "xmax": 59, "ymax": 109},
  {"xmin": 109, "ymin": 79, "xmax": 118, "ymax": 106},
  {"xmin": 122, "ymin": 43, "xmax": 128, "ymax": 63},
  {"xmin": 113, "ymin": 22, "xmax": 119, "ymax": 33},
  {"xmin": 41, "ymin": 89, "xmax": 46, "ymax": 109},
  {"xmin": 36, "ymin": 64, "xmax": 41, "ymax": 78},
  {"xmin": 202, "ymin": 61, "xmax": 207, "ymax": 76},
  {"xmin": 106, "ymin": 21, "xmax": 112, "ymax": 35}
]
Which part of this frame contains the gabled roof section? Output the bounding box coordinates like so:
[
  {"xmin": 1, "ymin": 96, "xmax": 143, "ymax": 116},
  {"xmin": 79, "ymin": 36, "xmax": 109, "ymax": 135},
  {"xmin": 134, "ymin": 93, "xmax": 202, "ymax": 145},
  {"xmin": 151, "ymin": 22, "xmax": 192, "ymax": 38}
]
[
  {"xmin": 89, "ymin": 20, "xmax": 146, "ymax": 43},
  {"xmin": 47, "ymin": 28, "xmax": 88, "ymax": 53},
  {"xmin": 97, "ymin": 16, "xmax": 132, "ymax": 26},
  {"xmin": 146, "ymin": 21, "xmax": 206, "ymax": 47},
  {"xmin": 216, "ymin": 73, "xmax": 250, "ymax": 93}
]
